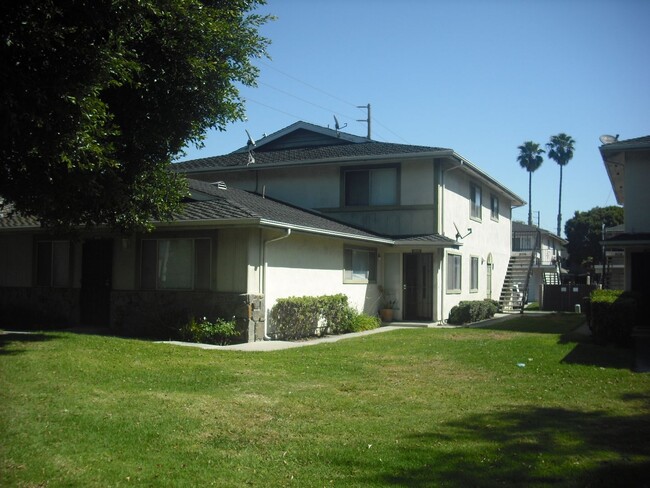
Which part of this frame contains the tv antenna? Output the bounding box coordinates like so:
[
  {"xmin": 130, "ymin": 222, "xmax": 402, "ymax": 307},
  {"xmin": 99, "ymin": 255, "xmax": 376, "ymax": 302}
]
[
  {"xmin": 454, "ymin": 223, "xmax": 472, "ymax": 241},
  {"xmin": 357, "ymin": 103, "xmax": 371, "ymax": 139},
  {"xmin": 599, "ymin": 134, "xmax": 619, "ymax": 145},
  {"xmin": 245, "ymin": 129, "xmax": 256, "ymax": 166}
]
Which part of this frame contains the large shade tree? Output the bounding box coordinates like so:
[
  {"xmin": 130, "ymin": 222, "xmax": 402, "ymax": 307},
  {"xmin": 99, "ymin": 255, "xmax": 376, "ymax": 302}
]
[
  {"xmin": 0, "ymin": 0, "xmax": 271, "ymax": 232},
  {"xmin": 564, "ymin": 206, "xmax": 624, "ymax": 273},
  {"xmin": 546, "ymin": 133, "xmax": 576, "ymax": 237},
  {"xmin": 517, "ymin": 141, "xmax": 545, "ymax": 226}
]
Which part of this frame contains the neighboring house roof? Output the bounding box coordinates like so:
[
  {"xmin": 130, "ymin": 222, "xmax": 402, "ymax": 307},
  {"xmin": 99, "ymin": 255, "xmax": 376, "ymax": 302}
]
[
  {"xmin": 173, "ymin": 121, "xmax": 525, "ymax": 207},
  {"xmin": 600, "ymin": 135, "xmax": 650, "ymax": 205},
  {"xmin": 512, "ymin": 221, "xmax": 568, "ymax": 245},
  {"xmin": 0, "ymin": 204, "xmax": 40, "ymax": 229}
]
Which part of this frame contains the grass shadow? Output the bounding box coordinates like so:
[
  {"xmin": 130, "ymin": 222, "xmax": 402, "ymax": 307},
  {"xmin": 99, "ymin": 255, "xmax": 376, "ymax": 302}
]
[
  {"xmin": 484, "ymin": 312, "xmax": 585, "ymax": 335},
  {"xmin": 0, "ymin": 331, "xmax": 57, "ymax": 355},
  {"xmin": 375, "ymin": 400, "xmax": 650, "ymax": 487}
]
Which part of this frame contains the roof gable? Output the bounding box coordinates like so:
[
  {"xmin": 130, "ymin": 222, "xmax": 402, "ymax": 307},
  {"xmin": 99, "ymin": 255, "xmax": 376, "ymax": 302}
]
[{"xmin": 231, "ymin": 121, "xmax": 368, "ymax": 153}]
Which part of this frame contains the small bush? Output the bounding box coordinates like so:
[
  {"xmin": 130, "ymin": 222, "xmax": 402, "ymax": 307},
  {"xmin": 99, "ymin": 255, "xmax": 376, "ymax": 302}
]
[
  {"xmin": 180, "ymin": 316, "xmax": 239, "ymax": 345},
  {"xmin": 270, "ymin": 294, "xmax": 373, "ymax": 340},
  {"xmin": 448, "ymin": 299, "xmax": 499, "ymax": 325},
  {"xmin": 348, "ymin": 313, "xmax": 381, "ymax": 332},
  {"xmin": 589, "ymin": 289, "xmax": 639, "ymax": 346}
]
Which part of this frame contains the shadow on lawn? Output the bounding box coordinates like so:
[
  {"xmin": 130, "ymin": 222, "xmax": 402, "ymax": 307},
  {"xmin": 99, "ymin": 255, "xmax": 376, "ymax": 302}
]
[
  {"xmin": 0, "ymin": 331, "xmax": 57, "ymax": 355},
  {"xmin": 378, "ymin": 401, "xmax": 650, "ymax": 487}
]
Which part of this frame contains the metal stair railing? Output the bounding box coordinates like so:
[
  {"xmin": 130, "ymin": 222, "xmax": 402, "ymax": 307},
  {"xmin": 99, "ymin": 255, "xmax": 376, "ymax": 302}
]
[{"xmin": 520, "ymin": 229, "xmax": 541, "ymax": 314}]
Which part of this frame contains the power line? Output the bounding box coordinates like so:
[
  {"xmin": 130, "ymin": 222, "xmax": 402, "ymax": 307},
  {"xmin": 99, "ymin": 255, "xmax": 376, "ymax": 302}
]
[{"xmin": 258, "ymin": 60, "xmax": 358, "ymax": 108}]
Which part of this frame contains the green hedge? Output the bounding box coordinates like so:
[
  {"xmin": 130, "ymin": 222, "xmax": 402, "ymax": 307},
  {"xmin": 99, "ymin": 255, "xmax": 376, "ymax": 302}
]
[
  {"xmin": 448, "ymin": 300, "xmax": 499, "ymax": 325},
  {"xmin": 588, "ymin": 289, "xmax": 639, "ymax": 346},
  {"xmin": 270, "ymin": 294, "xmax": 378, "ymax": 340}
]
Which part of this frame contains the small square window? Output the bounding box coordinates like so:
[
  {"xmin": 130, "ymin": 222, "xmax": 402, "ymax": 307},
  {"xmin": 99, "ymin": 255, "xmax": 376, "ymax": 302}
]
[{"xmin": 343, "ymin": 247, "xmax": 377, "ymax": 283}]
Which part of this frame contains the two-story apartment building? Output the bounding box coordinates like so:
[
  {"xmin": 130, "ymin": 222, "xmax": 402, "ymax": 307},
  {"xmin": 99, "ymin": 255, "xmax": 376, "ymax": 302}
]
[
  {"xmin": 0, "ymin": 122, "xmax": 524, "ymax": 340},
  {"xmin": 600, "ymin": 135, "xmax": 650, "ymax": 294}
]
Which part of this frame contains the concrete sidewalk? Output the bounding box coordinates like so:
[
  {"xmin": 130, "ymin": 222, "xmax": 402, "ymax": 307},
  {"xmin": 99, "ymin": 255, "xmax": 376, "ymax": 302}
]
[{"xmin": 155, "ymin": 312, "xmax": 531, "ymax": 352}]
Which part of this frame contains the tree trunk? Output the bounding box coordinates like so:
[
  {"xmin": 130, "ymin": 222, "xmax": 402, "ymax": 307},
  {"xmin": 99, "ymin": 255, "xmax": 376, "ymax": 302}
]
[
  {"xmin": 528, "ymin": 171, "xmax": 533, "ymax": 226},
  {"xmin": 557, "ymin": 165, "xmax": 563, "ymax": 236}
]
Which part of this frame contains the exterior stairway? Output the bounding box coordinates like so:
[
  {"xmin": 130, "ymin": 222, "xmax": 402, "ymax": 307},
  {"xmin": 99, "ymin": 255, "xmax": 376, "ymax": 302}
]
[{"xmin": 499, "ymin": 253, "xmax": 532, "ymax": 311}]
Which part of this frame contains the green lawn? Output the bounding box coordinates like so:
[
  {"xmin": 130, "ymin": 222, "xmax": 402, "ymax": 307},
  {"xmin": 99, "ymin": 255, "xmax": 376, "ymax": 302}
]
[{"xmin": 2, "ymin": 314, "xmax": 649, "ymax": 487}]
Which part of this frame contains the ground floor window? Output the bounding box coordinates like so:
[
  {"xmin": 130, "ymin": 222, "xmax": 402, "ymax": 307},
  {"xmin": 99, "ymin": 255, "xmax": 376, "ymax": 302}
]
[
  {"xmin": 344, "ymin": 246, "xmax": 377, "ymax": 283},
  {"xmin": 36, "ymin": 240, "xmax": 70, "ymax": 287},
  {"xmin": 141, "ymin": 238, "xmax": 211, "ymax": 290},
  {"xmin": 470, "ymin": 256, "xmax": 479, "ymax": 292},
  {"xmin": 446, "ymin": 253, "xmax": 462, "ymax": 293}
]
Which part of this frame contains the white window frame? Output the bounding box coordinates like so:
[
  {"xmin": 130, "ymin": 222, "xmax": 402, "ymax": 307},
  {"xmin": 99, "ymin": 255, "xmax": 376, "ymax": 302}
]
[
  {"xmin": 470, "ymin": 182, "xmax": 482, "ymax": 221},
  {"xmin": 141, "ymin": 237, "xmax": 211, "ymax": 291},
  {"xmin": 343, "ymin": 246, "xmax": 377, "ymax": 284},
  {"xmin": 446, "ymin": 252, "xmax": 462, "ymax": 293},
  {"xmin": 36, "ymin": 240, "xmax": 70, "ymax": 288},
  {"xmin": 343, "ymin": 165, "xmax": 399, "ymax": 207},
  {"xmin": 470, "ymin": 256, "xmax": 479, "ymax": 292},
  {"xmin": 490, "ymin": 194, "xmax": 499, "ymax": 221}
]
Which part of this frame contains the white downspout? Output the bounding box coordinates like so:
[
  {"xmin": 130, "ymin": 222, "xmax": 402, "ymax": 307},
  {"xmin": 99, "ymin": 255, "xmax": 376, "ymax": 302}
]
[{"xmin": 262, "ymin": 228, "xmax": 292, "ymax": 340}]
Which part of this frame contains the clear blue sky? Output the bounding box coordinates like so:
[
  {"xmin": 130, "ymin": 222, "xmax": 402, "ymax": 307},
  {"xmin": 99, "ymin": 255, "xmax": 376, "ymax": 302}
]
[{"xmin": 177, "ymin": 0, "xmax": 650, "ymax": 237}]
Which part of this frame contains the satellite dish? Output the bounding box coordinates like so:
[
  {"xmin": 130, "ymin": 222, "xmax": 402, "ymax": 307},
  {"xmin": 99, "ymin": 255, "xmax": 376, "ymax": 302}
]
[
  {"xmin": 245, "ymin": 129, "xmax": 256, "ymax": 148},
  {"xmin": 599, "ymin": 134, "xmax": 618, "ymax": 145},
  {"xmin": 333, "ymin": 115, "xmax": 347, "ymax": 132},
  {"xmin": 453, "ymin": 222, "xmax": 472, "ymax": 240}
]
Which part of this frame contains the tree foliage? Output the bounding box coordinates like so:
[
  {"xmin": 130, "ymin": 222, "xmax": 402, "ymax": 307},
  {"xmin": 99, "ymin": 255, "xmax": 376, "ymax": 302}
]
[
  {"xmin": 564, "ymin": 206, "xmax": 624, "ymax": 271},
  {"xmin": 517, "ymin": 141, "xmax": 545, "ymax": 226},
  {"xmin": 546, "ymin": 133, "xmax": 576, "ymax": 236},
  {"xmin": 0, "ymin": 0, "xmax": 270, "ymax": 232}
]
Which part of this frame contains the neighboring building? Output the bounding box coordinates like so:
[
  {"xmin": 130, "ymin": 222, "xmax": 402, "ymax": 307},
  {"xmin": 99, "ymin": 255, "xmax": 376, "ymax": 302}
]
[
  {"xmin": 600, "ymin": 135, "xmax": 650, "ymax": 294},
  {"xmin": 505, "ymin": 222, "xmax": 566, "ymax": 304},
  {"xmin": 0, "ymin": 122, "xmax": 525, "ymax": 340}
]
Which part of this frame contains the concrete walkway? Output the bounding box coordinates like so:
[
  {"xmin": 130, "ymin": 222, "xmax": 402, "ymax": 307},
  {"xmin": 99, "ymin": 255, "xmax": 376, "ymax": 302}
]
[{"xmin": 156, "ymin": 312, "xmax": 539, "ymax": 352}]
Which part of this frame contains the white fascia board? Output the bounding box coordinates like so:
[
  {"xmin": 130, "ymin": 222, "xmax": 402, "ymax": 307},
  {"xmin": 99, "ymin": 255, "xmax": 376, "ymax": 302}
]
[{"xmin": 259, "ymin": 219, "xmax": 394, "ymax": 245}]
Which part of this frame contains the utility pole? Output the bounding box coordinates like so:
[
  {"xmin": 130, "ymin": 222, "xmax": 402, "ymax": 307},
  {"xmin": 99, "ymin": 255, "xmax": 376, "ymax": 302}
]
[{"xmin": 357, "ymin": 103, "xmax": 371, "ymax": 140}]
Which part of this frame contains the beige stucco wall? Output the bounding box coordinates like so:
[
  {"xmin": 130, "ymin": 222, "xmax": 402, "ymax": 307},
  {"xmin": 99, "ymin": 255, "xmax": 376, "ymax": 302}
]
[
  {"xmin": 440, "ymin": 169, "xmax": 512, "ymax": 319},
  {"xmin": 264, "ymin": 231, "xmax": 381, "ymax": 317},
  {"xmin": 624, "ymin": 154, "xmax": 650, "ymax": 233},
  {"xmin": 0, "ymin": 233, "xmax": 33, "ymax": 287}
]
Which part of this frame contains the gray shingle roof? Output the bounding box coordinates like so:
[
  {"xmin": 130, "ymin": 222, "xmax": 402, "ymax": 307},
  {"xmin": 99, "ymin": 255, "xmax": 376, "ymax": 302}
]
[
  {"xmin": 181, "ymin": 179, "xmax": 389, "ymax": 242},
  {"xmin": 173, "ymin": 141, "xmax": 450, "ymax": 172}
]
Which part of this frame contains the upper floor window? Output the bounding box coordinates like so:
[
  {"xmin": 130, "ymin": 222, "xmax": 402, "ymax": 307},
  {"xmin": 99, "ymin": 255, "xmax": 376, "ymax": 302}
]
[
  {"xmin": 343, "ymin": 166, "xmax": 398, "ymax": 207},
  {"xmin": 141, "ymin": 238, "xmax": 211, "ymax": 290},
  {"xmin": 470, "ymin": 183, "xmax": 482, "ymax": 220},
  {"xmin": 490, "ymin": 194, "xmax": 499, "ymax": 221},
  {"xmin": 343, "ymin": 246, "xmax": 377, "ymax": 283},
  {"xmin": 36, "ymin": 240, "xmax": 70, "ymax": 287}
]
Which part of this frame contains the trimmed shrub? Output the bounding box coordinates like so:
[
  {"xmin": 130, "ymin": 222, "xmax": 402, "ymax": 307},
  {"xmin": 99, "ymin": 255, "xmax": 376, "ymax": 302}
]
[
  {"xmin": 319, "ymin": 294, "xmax": 356, "ymax": 334},
  {"xmin": 348, "ymin": 312, "xmax": 381, "ymax": 332},
  {"xmin": 589, "ymin": 289, "xmax": 639, "ymax": 346},
  {"xmin": 270, "ymin": 296, "xmax": 321, "ymax": 340},
  {"xmin": 270, "ymin": 294, "xmax": 375, "ymax": 340},
  {"xmin": 179, "ymin": 316, "xmax": 239, "ymax": 345},
  {"xmin": 448, "ymin": 299, "xmax": 499, "ymax": 325}
]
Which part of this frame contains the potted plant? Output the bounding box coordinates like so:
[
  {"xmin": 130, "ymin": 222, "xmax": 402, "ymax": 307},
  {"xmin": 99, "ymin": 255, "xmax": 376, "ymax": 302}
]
[{"xmin": 379, "ymin": 299, "xmax": 396, "ymax": 322}]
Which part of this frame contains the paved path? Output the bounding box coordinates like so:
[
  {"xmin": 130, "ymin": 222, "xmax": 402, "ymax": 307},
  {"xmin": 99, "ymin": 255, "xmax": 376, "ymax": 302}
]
[{"xmin": 156, "ymin": 312, "xmax": 543, "ymax": 352}]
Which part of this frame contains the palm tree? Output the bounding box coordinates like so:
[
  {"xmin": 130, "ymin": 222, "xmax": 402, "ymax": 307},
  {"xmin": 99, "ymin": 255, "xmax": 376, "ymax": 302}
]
[
  {"xmin": 546, "ymin": 133, "xmax": 575, "ymax": 237},
  {"xmin": 517, "ymin": 141, "xmax": 545, "ymax": 226}
]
